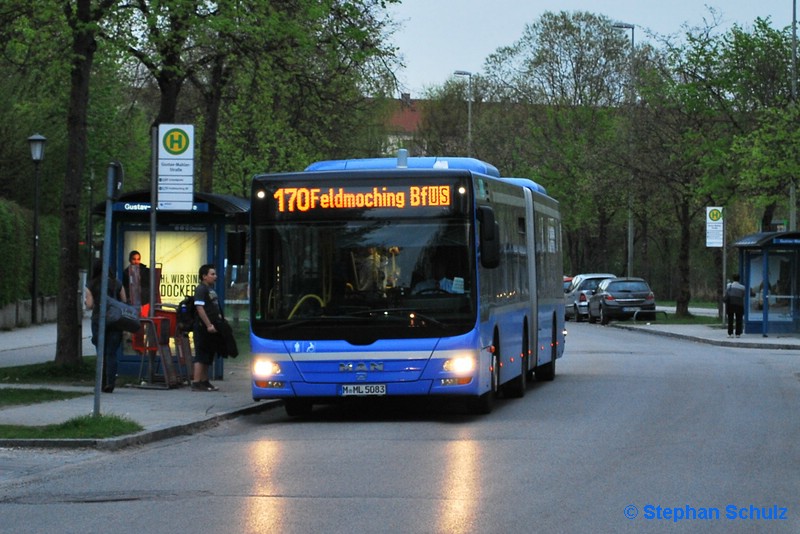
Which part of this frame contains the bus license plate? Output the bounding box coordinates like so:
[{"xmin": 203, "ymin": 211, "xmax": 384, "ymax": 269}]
[{"xmin": 341, "ymin": 384, "xmax": 386, "ymax": 396}]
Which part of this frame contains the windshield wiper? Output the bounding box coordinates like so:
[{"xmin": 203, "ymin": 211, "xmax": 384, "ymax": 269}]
[
  {"xmin": 347, "ymin": 308, "xmax": 448, "ymax": 328},
  {"xmin": 271, "ymin": 315, "xmax": 363, "ymax": 332},
  {"xmin": 271, "ymin": 309, "xmax": 449, "ymax": 332}
]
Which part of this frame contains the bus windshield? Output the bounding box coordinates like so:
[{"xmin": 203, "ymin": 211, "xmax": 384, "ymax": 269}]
[{"xmin": 252, "ymin": 218, "xmax": 475, "ymax": 342}]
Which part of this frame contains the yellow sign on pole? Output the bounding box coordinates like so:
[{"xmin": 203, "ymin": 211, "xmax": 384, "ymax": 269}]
[
  {"xmin": 706, "ymin": 207, "xmax": 724, "ymax": 247},
  {"xmin": 157, "ymin": 124, "xmax": 194, "ymax": 211}
]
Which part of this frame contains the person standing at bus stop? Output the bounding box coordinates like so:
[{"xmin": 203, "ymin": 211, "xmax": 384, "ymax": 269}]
[
  {"xmin": 192, "ymin": 264, "xmax": 222, "ymax": 391},
  {"xmin": 85, "ymin": 260, "xmax": 127, "ymax": 393},
  {"xmin": 123, "ymin": 250, "xmax": 150, "ymax": 306},
  {"xmin": 724, "ymin": 274, "xmax": 746, "ymax": 338}
]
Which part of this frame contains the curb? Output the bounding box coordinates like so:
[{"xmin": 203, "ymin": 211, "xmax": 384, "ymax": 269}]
[
  {"xmin": 611, "ymin": 324, "xmax": 800, "ymax": 350},
  {"xmin": 0, "ymin": 399, "xmax": 282, "ymax": 450}
]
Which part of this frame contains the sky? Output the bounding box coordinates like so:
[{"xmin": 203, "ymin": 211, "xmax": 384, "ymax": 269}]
[{"xmin": 388, "ymin": 0, "xmax": 796, "ymax": 96}]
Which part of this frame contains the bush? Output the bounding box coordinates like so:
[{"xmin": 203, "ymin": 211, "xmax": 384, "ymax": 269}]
[{"xmin": 0, "ymin": 198, "xmax": 59, "ymax": 307}]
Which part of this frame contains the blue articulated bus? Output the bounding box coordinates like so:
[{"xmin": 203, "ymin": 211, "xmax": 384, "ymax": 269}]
[{"xmin": 250, "ymin": 154, "xmax": 565, "ymax": 415}]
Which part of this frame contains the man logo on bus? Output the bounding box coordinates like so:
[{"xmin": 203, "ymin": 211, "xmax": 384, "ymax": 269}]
[
  {"xmin": 163, "ymin": 128, "xmax": 190, "ymax": 156},
  {"xmin": 339, "ymin": 362, "xmax": 384, "ymax": 372}
]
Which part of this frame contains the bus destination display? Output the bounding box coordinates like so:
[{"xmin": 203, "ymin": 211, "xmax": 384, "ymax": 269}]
[{"xmin": 273, "ymin": 185, "xmax": 452, "ymax": 213}]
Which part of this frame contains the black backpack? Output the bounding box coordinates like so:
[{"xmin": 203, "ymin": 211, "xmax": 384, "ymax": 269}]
[{"xmin": 177, "ymin": 295, "xmax": 196, "ymax": 332}]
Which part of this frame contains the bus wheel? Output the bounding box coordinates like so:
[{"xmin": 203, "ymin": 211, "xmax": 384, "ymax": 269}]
[
  {"xmin": 470, "ymin": 391, "xmax": 493, "ymax": 414},
  {"xmin": 536, "ymin": 354, "xmax": 556, "ymax": 382},
  {"xmin": 505, "ymin": 331, "xmax": 527, "ymax": 398},
  {"xmin": 470, "ymin": 351, "xmax": 499, "ymax": 414},
  {"xmin": 284, "ymin": 399, "xmax": 313, "ymax": 417},
  {"xmin": 535, "ymin": 321, "xmax": 558, "ymax": 382}
]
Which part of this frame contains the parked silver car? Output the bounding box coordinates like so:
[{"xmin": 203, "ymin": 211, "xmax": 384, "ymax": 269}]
[{"xmin": 564, "ymin": 273, "xmax": 616, "ymax": 322}]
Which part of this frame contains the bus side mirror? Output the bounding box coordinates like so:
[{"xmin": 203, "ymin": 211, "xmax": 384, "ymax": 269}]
[{"xmin": 477, "ymin": 206, "xmax": 500, "ymax": 268}]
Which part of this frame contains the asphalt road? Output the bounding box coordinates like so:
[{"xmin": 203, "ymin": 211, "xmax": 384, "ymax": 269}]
[{"xmin": 1, "ymin": 322, "xmax": 798, "ymax": 533}]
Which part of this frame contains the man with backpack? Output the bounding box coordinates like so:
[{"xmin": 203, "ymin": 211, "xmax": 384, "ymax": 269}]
[
  {"xmin": 724, "ymin": 274, "xmax": 746, "ymax": 338},
  {"xmin": 191, "ymin": 264, "xmax": 222, "ymax": 391}
]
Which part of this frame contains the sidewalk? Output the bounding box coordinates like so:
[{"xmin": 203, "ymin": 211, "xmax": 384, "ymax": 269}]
[
  {"xmin": 612, "ymin": 321, "xmax": 800, "ymax": 350},
  {"xmin": 630, "ymin": 305, "xmax": 800, "ymax": 350},
  {"xmin": 0, "ymin": 318, "xmax": 279, "ymax": 449},
  {"xmin": 1, "ymin": 313, "xmax": 798, "ymax": 449}
]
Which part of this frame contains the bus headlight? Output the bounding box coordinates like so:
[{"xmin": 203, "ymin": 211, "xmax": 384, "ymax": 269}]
[
  {"xmin": 253, "ymin": 359, "xmax": 281, "ymax": 377},
  {"xmin": 443, "ymin": 355, "xmax": 475, "ymax": 374}
]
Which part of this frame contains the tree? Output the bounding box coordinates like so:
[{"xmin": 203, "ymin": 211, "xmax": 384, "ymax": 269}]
[
  {"xmin": 480, "ymin": 11, "xmax": 631, "ymax": 274},
  {"xmin": 415, "ymin": 78, "xmax": 479, "ymax": 156},
  {"xmin": 733, "ymin": 103, "xmax": 800, "ymax": 223},
  {"xmin": 51, "ymin": 0, "xmax": 120, "ymax": 366},
  {"xmin": 723, "ymin": 19, "xmax": 796, "ymax": 228},
  {"xmin": 106, "ymin": 0, "xmax": 235, "ymax": 192},
  {"xmin": 417, "ymin": 10, "xmax": 797, "ymax": 305},
  {"xmin": 0, "ymin": 0, "xmax": 120, "ymax": 365},
  {"xmin": 104, "ymin": 0, "xmax": 400, "ymax": 193},
  {"xmin": 0, "ymin": 1, "xmax": 153, "ymax": 360},
  {"xmin": 209, "ymin": 0, "xmax": 401, "ymax": 193},
  {"xmin": 629, "ymin": 16, "xmax": 793, "ymax": 314}
]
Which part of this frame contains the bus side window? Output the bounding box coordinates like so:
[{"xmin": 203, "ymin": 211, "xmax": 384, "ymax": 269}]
[{"xmin": 478, "ymin": 206, "xmax": 500, "ymax": 268}]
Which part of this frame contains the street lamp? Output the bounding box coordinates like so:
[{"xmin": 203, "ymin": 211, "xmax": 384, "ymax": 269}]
[
  {"xmin": 28, "ymin": 133, "xmax": 46, "ymax": 324},
  {"xmin": 613, "ymin": 22, "xmax": 636, "ymax": 277},
  {"xmin": 454, "ymin": 70, "xmax": 473, "ymax": 157}
]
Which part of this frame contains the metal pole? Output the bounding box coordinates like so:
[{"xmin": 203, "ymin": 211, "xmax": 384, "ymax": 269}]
[
  {"xmin": 627, "ymin": 195, "xmax": 634, "ymax": 276},
  {"xmin": 790, "ymin": 0, "xmax": 797, "ymax": 231},
  {"xmin": 722, "ymin": 216, "xmax": 727, "ymax": 324},
  {"xmin": 94, "ymin": 163, "xmax": 117, "ymax": 416},
  {"xmin": 467, "ymin": 76, "xmax": 473, "ymax": 157},
  {"xmin": 454, "ymin": 70, "xmax": 473, "ymax": 157},
  {"xmin": 31, "ymin": 160, "xmax": 40, "ymax": 324},
  {"xmin": 87, "ymin": 169, "xmax": 94, "ymax": 269},
  {"xmin": 149, "ymin": 127, "xmax": 158, "ymax": 316},
  {"xmin": 627, "ymin": 27, "xmax": 635, "ymax": 277},
  {"xmin": 793, "ymin": 0, "xmax": 798, "ymax": 101},
  {"xmin": 614, "ymin": 23, "xmax": 636, "ymax": 276},
  {"xmin": 78, "ymin": 269, "xmax": 87, "ymax": 359}
]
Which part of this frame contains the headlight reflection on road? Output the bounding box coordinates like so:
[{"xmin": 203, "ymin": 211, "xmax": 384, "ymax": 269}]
[
  {"xmin": 436, "ymin": 439, "xmax": 480, "ymax": 533},
  {"xmin": 243, "ymin": 440, "xmax": 287, "ymax": 531}
]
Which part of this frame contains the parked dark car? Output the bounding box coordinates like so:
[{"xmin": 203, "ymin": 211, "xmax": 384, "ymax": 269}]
[
  {"xmin": 587, "ymin": 277, "xmax": 656, "ymax": 325},
  {"xmin": 564, "ymin": 273, "xmax": 616, "ymax": 322}
]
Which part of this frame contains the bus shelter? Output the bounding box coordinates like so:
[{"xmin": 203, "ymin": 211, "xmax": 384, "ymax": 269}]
[
  {"xmin": 732, "ymin": 231, "xmax": 800, "ymax": 335},
  {"xmin": 94, "ymin": 190, "xmax": 249, "ymax": 380}
]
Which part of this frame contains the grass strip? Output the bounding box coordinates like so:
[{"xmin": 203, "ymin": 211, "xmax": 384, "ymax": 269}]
[
  {"xmin": 1, "ymin": 358, "xmax": 97, "ymax": 385},
  {"xmin": 0, "ymin": 414, "xmax": 143, "ymax": 439},
  {"xmin": 658, "ymin": 313, "xmax": 721, "ymax": 325},
  {"xmin": 0, "ymin": 388, "xmax": 89, "ymax": 408}
]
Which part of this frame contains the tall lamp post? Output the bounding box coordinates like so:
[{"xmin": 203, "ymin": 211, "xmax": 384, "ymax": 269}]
[
  {"xmin": 613, "ymin": 22, "xmax": 635, "ymax": 277},
  {"xmin": 790, "ymin": 0, "xmax": 797, "ymax": 230},
  {"xmin": 454, "ymin": 70, "xmax": 473, "ymax": 157},
  {"xmin": 27, "ymin": 134, "xmax": 46, "ymax": 324}
]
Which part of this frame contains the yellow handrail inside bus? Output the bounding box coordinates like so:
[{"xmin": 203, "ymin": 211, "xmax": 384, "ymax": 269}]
[{"xmin": 287, "ymin": 294, "xmax": 325, "ymax": 319}]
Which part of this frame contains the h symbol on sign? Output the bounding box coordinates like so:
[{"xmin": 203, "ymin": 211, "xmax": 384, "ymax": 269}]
[{"xmin": 167, "ymin": 133, "xmax": 185, "ymax": 151}]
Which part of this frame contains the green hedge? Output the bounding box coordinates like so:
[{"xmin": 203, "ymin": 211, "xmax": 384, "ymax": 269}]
[{"xmin": 0, "ymin": 198, "xmax": 60, "ymax": 307}]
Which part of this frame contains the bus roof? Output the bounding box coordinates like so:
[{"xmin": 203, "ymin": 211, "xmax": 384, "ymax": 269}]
[
  {"xmin": 305, "ymin": 156, "xmax": 501, "ymax": 177},
  {"xmin": 303, "ymin": 155, "xmax": 550, "ymax": 195},
  {"xmin": 498, "ymin": 177, "xmax": 548, "ymax": 195}
]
